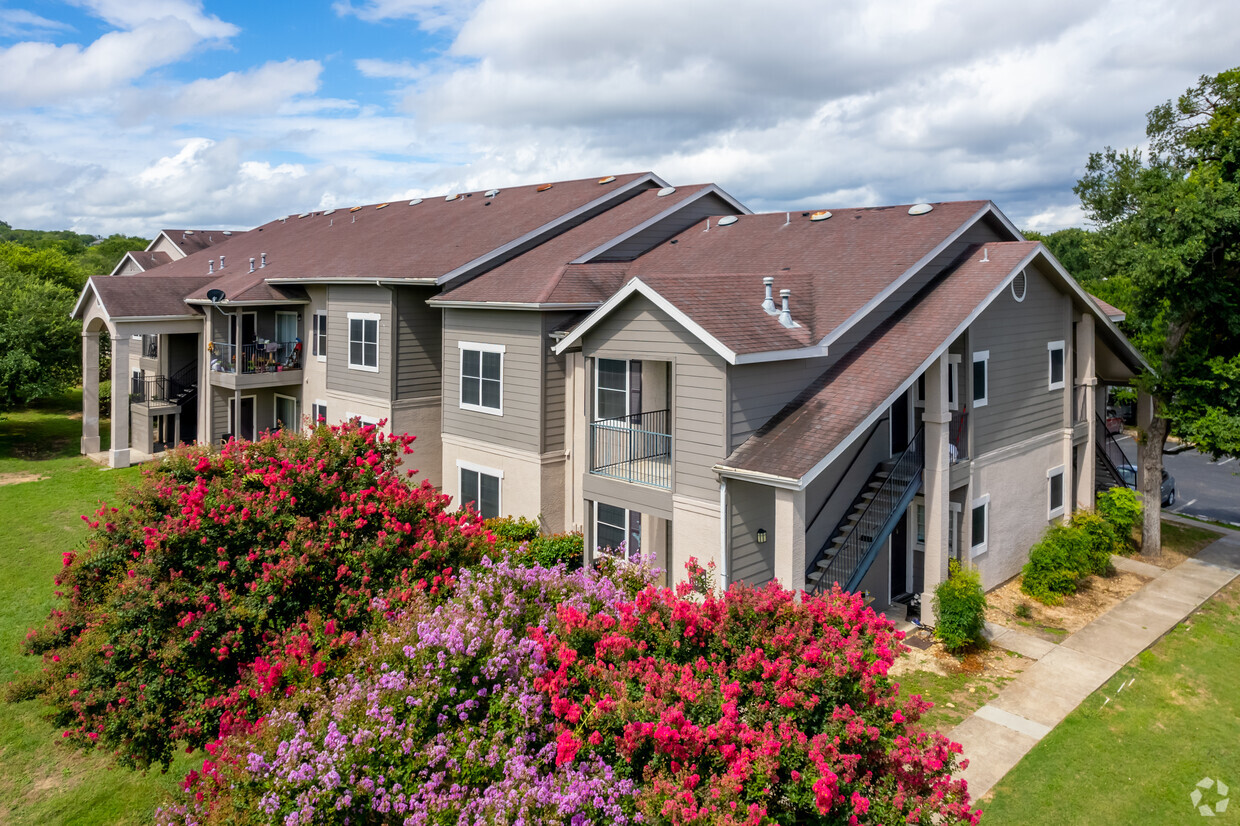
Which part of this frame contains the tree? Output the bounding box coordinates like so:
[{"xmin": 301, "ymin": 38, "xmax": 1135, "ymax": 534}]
[
  {"xmin": 1075, "ymin": 67, "xmax": 1240, "ymax": 555},
  {"xmin": 0, "ymin": 263, "xmax": 80, "ymax": 410}
]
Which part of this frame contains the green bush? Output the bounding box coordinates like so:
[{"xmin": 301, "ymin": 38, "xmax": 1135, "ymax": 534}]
[
  {"xmin": 1097, "ymin": 486, "xmax": 1142, "ymax": 553},
  {"xmin": 1021, "ymin": 524, "xmax": 1091, "ymax": 605},
  {"xmin": 487, "ymin": 515, "xmax": 584, "ymax": 570},
  {"xmin": 1069, "ymin": 510, "xmax": 1118, "ymax": 575},
  {"xmin": 933, "ymin": 560, "xmax": 988, "ymax": 652}
]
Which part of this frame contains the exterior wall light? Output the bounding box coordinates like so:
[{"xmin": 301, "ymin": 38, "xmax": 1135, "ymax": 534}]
[{"xmin": 756, "ymin": 528, "xmax": 768, "ymax": 544}]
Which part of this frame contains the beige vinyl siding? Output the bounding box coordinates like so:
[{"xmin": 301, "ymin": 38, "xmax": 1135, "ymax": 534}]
[
  {"xmin": 969, "ymin": 263, "xmax": 1069, "ymax": 453},
  {"xmin": 541, "ymin": 313, "xmax": 573, "ymax": 452},
  {"xmin": 581, "ymin": 294, "xmax": 728, "ymax": 502},
  {"xmin": 595, "ymin": 193, "xmax": 741, "ymax": 261},
  {"xmin": 442, "ymin": 309, "xmax": 543, "ymax": 451},
  {"xmin": 326, "ymin": 285, "xmax": 393, "ymax": 399},
  {"xmin": 394, "ymin": 286, "xmax": 441, "ymax": 400},
  {"xmin": 729, "ymin": 357, "xmax": 832, "ymax": 451},
  {"xmin": 729, "ymin": 480, "xmax": 775, "ymax": 586}
]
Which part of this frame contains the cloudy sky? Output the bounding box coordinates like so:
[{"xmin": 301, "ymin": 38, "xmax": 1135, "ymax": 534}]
[{"xmin": 1, "ymin": 0, "xmax": 1237, "ymax": 237}]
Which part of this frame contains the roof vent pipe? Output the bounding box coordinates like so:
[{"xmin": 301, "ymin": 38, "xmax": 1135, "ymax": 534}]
[
  {"xmin": 219, "ymin": 255, "xmax": 225, "ymax": 269},
  {"xmin": 208, "ymin": 259, "xmax": 214, "ymax": 274},
  {"xmin": 778, "ymin": 289, "xmax": 795, "ymax": 328},
  {"xmin": 249, "ymin": 258, "xmax": 255, "ymax": 273},
  {"xmin": 260, "ymin": 253, "xmax": 267, "ymax": 268},
  {"xmin": 762, "ymin": 276, "xmax": 777, "ymax": 315}
]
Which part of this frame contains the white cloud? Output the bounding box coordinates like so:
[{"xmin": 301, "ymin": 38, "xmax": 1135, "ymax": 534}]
[
  {"xmin": 68, "ymin": 0, "xmax": 237, "ymax": 39},
  {"xmin": 167, "ymin": 60, "xmax": 324, "ymax": 118},
  {"xmin": 0, "ymin": 8, "xmax": 73, "ymax": 37},
  {"xmin": 333, "ymin": 0, "xmax": 478, "ymax": 30},
  {"xmin": 355, "ymin": 58, "xmax": 429, "ymax": 81}
]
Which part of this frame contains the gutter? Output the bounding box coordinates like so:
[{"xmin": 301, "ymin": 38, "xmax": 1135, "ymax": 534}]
[{"xmin": 427, "ymin": 300, "xmax": 602, "ymax": 311}]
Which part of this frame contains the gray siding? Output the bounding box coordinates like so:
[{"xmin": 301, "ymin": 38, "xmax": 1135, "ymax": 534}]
[
  {"xmin": 729, "ymin": 480, "xmax": 775, "ymax": 586},
  {"xmin": 541, "ymin": 313, "xmax": 572, "ymax": 453},
  {"xmin": 582, "ymin": 294, "xmax": 728, "ymax": 502},
  {"xmin": 803, "ymin": 416, "xmax": 892, "ymax": 566},
  {"xmin": 326, "ymin": 285, "xmax": 393, "ymax": 399},
  {"xmin": 970, "ymin": 263, "xmax": 1069, "ymax": 453},
  {"xmin": 596, "ymin": 193, "xmax": 741, "ymax": 261},
  {"xmin": 729, "ymin": 356, "xmax": 832, "ymax": 451},
  {"xmin": 442, "ymin": 309, "xmax": 543, "ymax": 451},
  {"xmin": 394, "ymin": 286, "xmax": 441, "ymax": 400}
]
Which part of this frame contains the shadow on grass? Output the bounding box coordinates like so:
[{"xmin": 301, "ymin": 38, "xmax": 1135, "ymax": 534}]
[{"xmin": 1, "ymin": 389, "xmax": 108, "ymax": 463}]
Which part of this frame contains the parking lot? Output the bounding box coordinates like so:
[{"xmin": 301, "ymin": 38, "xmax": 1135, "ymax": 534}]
[{"xmin": 1113, "ymin": 434, "xmax": 1240, "ymax": 526}]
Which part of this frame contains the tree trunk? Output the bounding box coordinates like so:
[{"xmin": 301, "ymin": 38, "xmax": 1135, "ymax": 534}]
[{"xmin": 1139, "ymin": 414, "xmax": 1168, "ymax": 558}]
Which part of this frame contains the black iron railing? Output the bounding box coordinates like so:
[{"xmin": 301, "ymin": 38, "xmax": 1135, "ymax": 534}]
[
  {"xmin": 209, "ymin": 340, "xmax": 300, "ymax": 375},
  {"xmin": 589, "ymin": 409, "xmax": 671, "ymax": 489},
  {"xmin": 809, "ymin": 426, "xmax": 924, "ymax": 595},
  {"xmin": 1096, "ymin": 413, "xmax": 1133, "ymax": 487},
  {"xmin": 130, "ymin": 363, "xmax": 197, "ymax": 408}
]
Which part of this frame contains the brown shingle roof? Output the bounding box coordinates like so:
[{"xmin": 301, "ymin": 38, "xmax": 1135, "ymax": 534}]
[
  {"xmin": 86, "ymin": 274, "xmax": 214, "ymax": 318},
  {"xmin": 120, "ymin": 250, "xmax": 172, "ymax": 272},
  {"xmin": 718, "ymin": 241, "xmax": 1040, "ymax": 480},
  {"xmin": 160, "ymin": 230, "xmax": 246, "ymax": 256},
  {"xmin": 157, "ymin": 174, "xmax": 655, "ymax": 301},
  {"xmin": 435, "ymin": 184, "xmax": 714, "ymax": 304}
]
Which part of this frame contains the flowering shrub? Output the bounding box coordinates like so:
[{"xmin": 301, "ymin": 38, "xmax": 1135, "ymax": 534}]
[
  {"xmin": 157, "ymin": 556, "xmax": 648, "ymax": 825},
  {"xmin": 22, "ymin": 421, "xmax": 494, "ymax": 768},
  {"xmin": 162, "ymin": 558, "xmax": 978, "ymax": 825}
]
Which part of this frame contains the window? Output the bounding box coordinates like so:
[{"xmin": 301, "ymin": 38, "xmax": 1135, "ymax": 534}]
[
  {"xmin": 1048, "ymin": 340, "xmax": 1065, "ymax": 390},
  {"xmin": 459, "ymin": 341, "xmax": 504, "ymax": 414},
  {"xmin": 347, "ymin": 312, "xmax": 379, "ymax": 372},
  {"xmin": 275, "ymin": 312, "xmax": 297, "ymax": 345},
  {"xmin": 346, "ymin": 412, "xmax": 382, "ymax": 428},
  {"xmin": 313, "ymin": 312, "xmax": 327, "ymax": 361},
  {"xmin": 947, "ymin": 355, "xmax": 960, "ymax": 411},
  {"xmin": 972, "ymin": 350, "xmax": 989, "ymax": 408},
  {"xmin": 141, "ymin": 334, "xmax": 158, "ymax": 359},
  {"xmin": 1048, "ymin": 465, "xmax": 1066, "ymax": 518},
  {"xmin": 915, "ymin": 502, "xmax": 926, "ymax": 546},
  {"xmin": 458, "ymin": 461, "xmax": 502, "ymax": 519},
  {"xmin": 310, "ymin": 400, "xmax": 327, "ymax": 430},
  {"xmin": 274, "ymin": 394, "xmax": 298, "ymax": 430},
  {"xmin": 595, "ymin": 502, "xmax": 641, "ymax": 562},
  {"xmin": 970, "ymin": 495, "xmax": 989, "ymax": 557},
  {"xmin": 596, "ymin": 358, "xmax": 630, "ymax": 420}
]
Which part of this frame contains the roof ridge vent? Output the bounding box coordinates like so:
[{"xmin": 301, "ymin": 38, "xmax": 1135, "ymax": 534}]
[{"xmin": 762, "ymin": 276, "xmax": 777, "ymax": 315}]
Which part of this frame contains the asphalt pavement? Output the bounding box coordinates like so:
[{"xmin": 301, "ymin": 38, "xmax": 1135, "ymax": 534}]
[{"xmin": 1113, "ymin": 434, "xmax": 1240, "ymax": 526}]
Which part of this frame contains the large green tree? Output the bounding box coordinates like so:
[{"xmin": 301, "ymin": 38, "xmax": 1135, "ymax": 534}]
[{"xmin": 1075, "ymin": 67, "xmax": 1240, "ymax": 554}]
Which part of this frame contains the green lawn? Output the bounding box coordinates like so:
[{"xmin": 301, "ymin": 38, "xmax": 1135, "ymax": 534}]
[
  {"xmin": 0, "ymin": 394, "xmax": 195, "ymax": 825},
  {"xmin": 1160, "ymin": 519, "xmax": 1223, "ymax": 557},
  {"xmin": 895, "ymin": 656, "xmax": 1022, "ymax": 732},
  {"xmin": 982, "ymin": 578, "xmax": 1240, "ymax": 824}
]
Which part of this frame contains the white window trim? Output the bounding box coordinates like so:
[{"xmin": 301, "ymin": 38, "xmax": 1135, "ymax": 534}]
[
  {"xmin": 947, "ymin": 354, "xmax": 961, "ymax": 412},
  {"xmin": 313, "ymin": 311, "xmax": 327, "ymax": 362},
  {"xmin": 595, "ymin": 357, "xmax": 631, "ymax": 422},
  {"xmin": 949, "ymin": 502, "xmax": 963, "ymax": 561},
  {"xmin": 273, "ymin": 393, "xmax": 298, "ymax": 430},
  {"xmin": 347, "ymin": 312, "xmax": 381, "ymax": 373},
  {"xmin": 458, "ymin": 341, "xmax": 505, "ymax": 416},
  {"xmin": 1047, "ymin": 464, "xmax": 1066, "ymax": 519},
  {"xmin": 971, "ymin": 350, "xmax": 989, "ymax": 408},
  {"xmin": 275, "ymin": 311, "xmax": 298, "ymax": 343},
  {"xmin": 1048, "ymin": 340, "xmax": 1066, "ymax": 391},
  {"xmin": 309, "ymin": 399, "xmax": 328, "ymax": 432},
  {"xmin": 457, "ymin": 459, "xmax": 503, "ymax": 519},
  {"xmin": 228, "ymin": 394, "xmax": 257, "ymax": 441},
  {"xmin": 593, "ymin": 501, "xmax": 638, "ymax": 562},
  {"xmin": 970, "ymin": 494, "xmax": 990, "ymax": 558},
  {"xmin": 345, "ymin": 412, "xmax": 383, "ymax": 429}
]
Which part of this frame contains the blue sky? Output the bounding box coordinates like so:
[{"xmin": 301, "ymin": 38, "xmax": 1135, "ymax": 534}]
[{"xmin": 2, "ymin": 0, "xmax": 1238, "ymax": 237}]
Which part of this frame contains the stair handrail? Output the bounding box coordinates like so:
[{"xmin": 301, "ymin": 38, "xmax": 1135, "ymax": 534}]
[
  {"xmin": 806, "ymin": 415, "xmax": 890, "ymax": 536},
  {"xmin": 808, "ymin": 425, "xmax": 924, "ymax": 595},
  {"xmin": 1095, "ymin": 413, "xmax": 1131, "ymax": 486}
]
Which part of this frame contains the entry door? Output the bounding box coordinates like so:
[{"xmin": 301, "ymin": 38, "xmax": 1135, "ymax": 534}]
[
  {"xmin": 230, "ymin": 313, "xmax": 258, "ymax": 346},
  {"xmin": 228, "ymin": 396, "xmax": 256, "ymax": 441}
]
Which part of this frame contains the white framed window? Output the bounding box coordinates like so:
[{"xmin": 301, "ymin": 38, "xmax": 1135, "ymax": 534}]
[
  {"xmin": 310, "ymin": 400, "xmax": 327, "ymax": 430},
  {"xmin": 345, "ymin": 412, "xmax": 382, "ymax": 428},
  {"xmin": 947, "ymin": 355, "xmax": 961, "ymax": 411},
  {"xmin": 1048, "ymin": 465, "xmax": 1066, "ymax": 519},
  {"xmin": 914, "ymin": 500, "xmax": 926, "ymax": 548},
  {"xmin": 1048, "ymin": 340, "xmax": 1066, "ymax": 390},
  {"xmin": 459, "ymin": 341, "xmax": 504, "ymax": 415},
  {"xmin": 274, "ymin": 394, "xmax": 298, "ymax": 431},
  {"xmin": 313, "ymin": 311, "xmax": 327, "ymax": 361},
  {"xmin": 972, "ymin": 350, "xmax": 989, "ymax": 408},
  {"xmin": 458, "ymin": 460, "xmax": 502, "ymax": 519},
  {"xmin": 595, "ymin": 358, "xmax": 633, "ymax": 420},
  {"xmin": 594, "ymin": 502, "xmax": 641, "ymax": 563},
  {"xmin": 347, "ymin": 312, "xmax": 380, "ymax": 372},
  {"xmin": 970, "ymin": 494, "xmax": 989, "ymax": 558}
]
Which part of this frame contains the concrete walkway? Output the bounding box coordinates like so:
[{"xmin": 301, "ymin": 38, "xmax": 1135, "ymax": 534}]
[{"xmin": 949, "ymin": 523, "xmax": 1240, "ymax": 799}]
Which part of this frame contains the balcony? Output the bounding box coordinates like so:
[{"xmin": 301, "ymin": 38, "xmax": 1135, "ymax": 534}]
[
  {"xmin": 589, "ymin": 409, "xmax": 672, "ymax": 489},
  {"xmin": 208, "ymin": 340, "xmax": 302, "ymax": 389}
]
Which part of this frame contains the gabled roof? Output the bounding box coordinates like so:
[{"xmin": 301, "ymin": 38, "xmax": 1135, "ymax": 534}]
[
  {"xmin": 1089, "ymin": 293, "xmax": 1126, "ymax": 322},
  {"xmin": 555, "ymin": 201, "xmax": 1008, "ymax": 361},
  {"xmin": 154, "ymin": 229, "xmax": 244, "ymax": 257},
  {"xmin": 108, "ymin": 249, "xmax": 172, "ymax": 276},
  {"xmin": 717, "ymin": 242, "xmax": 1042, "ymax": 486},
  {"xmin": 73, "ymin": 274, "xmax": 214, "ymax": 321}
]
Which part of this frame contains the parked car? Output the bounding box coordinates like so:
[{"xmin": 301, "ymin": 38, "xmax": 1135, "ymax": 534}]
[{"xmin": 1112, "ymin": 464, "xmax": 1177, "ymax": 506}]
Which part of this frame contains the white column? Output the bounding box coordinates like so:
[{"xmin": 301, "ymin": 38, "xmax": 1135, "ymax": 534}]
[
  {"xmin": 921, "ymin": 356, "xmax": 951, "ymax": 608},
  {"xmin": 774, "ymin": 486, "xmax": 807, "ymax": 592},
  {"xmin": 1075, "ymin": 314, "xmax": 1097, "ymax": 508},
  {"xmin": 109, "ymin": 333, "xmax": 131, "ymax": 468},
  {"xmin": 81, "ymin": 331, "xmax": 101, "ymax": 455}
]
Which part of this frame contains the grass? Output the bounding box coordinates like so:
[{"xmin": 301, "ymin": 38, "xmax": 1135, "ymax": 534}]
[
  {"xmin": 894, "ymin": 651, "xmax": 1021, "ymax": 732},
  {"xmin": 1160, "ymin": 519, "xmax": 1224, "ymax": 557},
  {"xmin": 0, "ymin": 392, "xmax": 195, "ymax": 825},
  {"xmin": 981, "ymin": 578, "xmax": 1240, "ymax": 824}
]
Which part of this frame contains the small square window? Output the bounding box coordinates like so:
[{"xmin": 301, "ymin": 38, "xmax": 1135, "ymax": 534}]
[
  {"xmin": 1048, "ymin": 465, "xmax": 1065, "ymax": 518},
  {"xmin": 1048, "ymin": 341, "xmax": 1065, "ymax": 390},
  {"xmin": 348, "ymin": 313, "xmax": 379, "ymax": 372},
  {"xmin": 972, "ymin": 350, "xmax": 989, "ymax": 408},
  {"xmin": 459, "ymin": 342, "xmax": 504, "ymax": 414},
  {"xmin": 970, "ymin": 495, "xmax": 989, "ymax": 557}
]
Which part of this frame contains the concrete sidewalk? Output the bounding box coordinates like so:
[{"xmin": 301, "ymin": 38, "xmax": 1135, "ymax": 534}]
[{"xmin": 949, "ymin": 525, "xmax": 1240, "ymax": 799}]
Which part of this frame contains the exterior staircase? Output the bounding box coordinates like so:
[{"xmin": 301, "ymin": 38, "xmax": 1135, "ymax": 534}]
[
  {"xmin": 807, "ymin": 426, "xmax": 925, "ymax": 595},
  {"xmin": 1096, "ymin": 413, "xmax": 1133, "ymax": 490}
]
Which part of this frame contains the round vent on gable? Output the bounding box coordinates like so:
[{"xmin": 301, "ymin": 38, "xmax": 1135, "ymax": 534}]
[{"xmin": 1011, "ymin": 270, "xmax": 1027, "ymax": 302}]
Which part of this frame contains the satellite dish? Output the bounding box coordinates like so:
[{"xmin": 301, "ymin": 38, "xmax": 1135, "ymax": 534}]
[{"xmin": 206, "ymin": 289, "xmax": 226, "ymax": 304}]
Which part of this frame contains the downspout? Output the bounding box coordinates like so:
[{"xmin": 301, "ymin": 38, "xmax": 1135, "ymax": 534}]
[{"xmin": 719, "ymin": 479, "xmax": 728, "ymax": 590}]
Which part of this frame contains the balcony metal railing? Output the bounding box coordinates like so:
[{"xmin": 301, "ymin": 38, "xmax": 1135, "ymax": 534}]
[
  {"xmin": 589, "ymin": 409, "xmax": 671, "ymax": 489},
  {"xmin": 209, "ymin": 340, "xmax": 300, "ymax": 375},
  {"xmin": 129, "ymin": 363, "xmax": 196, "ymax": 408}
]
